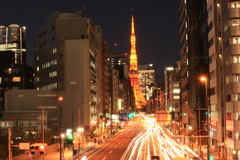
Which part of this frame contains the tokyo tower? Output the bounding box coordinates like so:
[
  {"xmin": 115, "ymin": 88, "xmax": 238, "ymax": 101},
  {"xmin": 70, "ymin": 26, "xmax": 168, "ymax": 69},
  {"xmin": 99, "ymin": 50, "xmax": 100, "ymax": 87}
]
[{"xmin": 128, "ymin": 15, "xmax": 146, "ymax": 109}]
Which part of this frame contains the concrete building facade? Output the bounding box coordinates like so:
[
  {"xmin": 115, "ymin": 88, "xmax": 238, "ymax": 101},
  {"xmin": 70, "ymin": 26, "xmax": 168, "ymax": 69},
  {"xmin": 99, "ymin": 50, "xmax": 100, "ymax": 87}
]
[{"xmin": 4, "ymin": 12, "xmax": 104, "ymax": 135}]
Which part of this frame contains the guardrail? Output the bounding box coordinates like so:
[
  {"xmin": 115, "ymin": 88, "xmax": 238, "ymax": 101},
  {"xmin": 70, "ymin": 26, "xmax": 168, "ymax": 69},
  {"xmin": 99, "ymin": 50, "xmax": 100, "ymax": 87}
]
[{"xmin": 68, "ymin": 144, "xmax": 96, "ymax": 160}]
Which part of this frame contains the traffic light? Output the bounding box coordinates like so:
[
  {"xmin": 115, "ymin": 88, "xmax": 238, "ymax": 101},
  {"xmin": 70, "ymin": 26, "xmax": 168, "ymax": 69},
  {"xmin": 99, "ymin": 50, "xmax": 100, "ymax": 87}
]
[
  {"xmin": 209, "ymin": 155, "xmax": 214, "ymax": 160},
  {"xmin": 30, "ymin": 144, "xmax": 47, "ymax": 155},
  {"xmin": 66, "ymin": 129, "xmax": 73, "ymax": 143},
  {"xmin": 30, "ymin": 146, "xmax": 36, "ymax": 155},
  {"xmin": 183, "ymin": 112, "xmax": 187, "ymax": 116},
  {"xmin": 169, "ymin": 106, "xmax": 173, "ymax": 112},
  {"xmin": 205, "ymin": 112, "xmax": 208, "ymax": 114},
  {"xmin": 39, "ymin": 145, "xmax": 45, "ymax": 154},
  {"xmin": 128, "ymin": 113, "xmax": 133, "ymax": 119}
]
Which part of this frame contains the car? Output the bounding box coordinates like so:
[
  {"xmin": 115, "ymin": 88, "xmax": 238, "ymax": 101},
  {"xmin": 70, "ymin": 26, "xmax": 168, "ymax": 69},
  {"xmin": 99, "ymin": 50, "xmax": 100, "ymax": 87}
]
[{"xmin": 151, "ymin": 155, "xmax": 160, "ymax": 160}]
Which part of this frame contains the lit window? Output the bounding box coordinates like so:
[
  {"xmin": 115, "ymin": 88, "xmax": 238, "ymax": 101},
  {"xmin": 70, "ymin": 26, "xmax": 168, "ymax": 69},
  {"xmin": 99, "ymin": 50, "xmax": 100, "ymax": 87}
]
[
  {"xmin": 173, "ymin": 89, "xmax": 180, "ymax": 93},
  {"xmin": 233, "ymin": 56, "xmax": 240, "ymax": 63},
  {"xmin": 226, "ymin": 76, "xmax": 230, "ymax": 84},
  {"xmin": 8, "ymin": 68, "xmax": 12, "ymax": 74},
  {"xmin": 232, "ymin": 19, "xmax": 240, "ymax": 26},
  {"xmin": 234, "ymin": 75, "xmax": 240, "ymax": 82},
  {"xmin": 36, "ymin": 66, "xmax": 39, "ymax": 71},
  {"xmin": 186, "ymin": 34, "xmax": 188, "ymax": 40},
  {"xmin": 167, "ymin": 67, "xmax": 174, "ymax": 71},
  {"xmin": 52, "ymin": 48, "xmax": 57, "ymax": 54},
  {"xmin": 173, "ymin": 96, "xmax": 180, "ymax": 99},
  {"xmin": 225, "ymin": 58, "xmax": 230, "ymax": 65},
  {"xmin": 173, "ymin": 84, "xmax": 179, "ymax": 87},
  {"xmin": 37, "ymin": 56, "xmax": 39, "ymax": 61},
  {"xmin": 231, "ymin": 2, "xmax": 240, "ymax": 8},
  {"xmin": 185, "ymin": 21, "xmax": 187, "ymax": 28},
  {"xmin": 224, "ymin": 21, "xmax": 229, "ymax": 32},
  {"xmin": 235, "ymin": 94, "xmax": 240, "ymax": 101},
  {"xmin": 233, "ymin": 37, "xmax": 240, "ymax": 44},
  {"xmin": 13, "ymin": 77, "xmax": 20, "ymax": 82}
]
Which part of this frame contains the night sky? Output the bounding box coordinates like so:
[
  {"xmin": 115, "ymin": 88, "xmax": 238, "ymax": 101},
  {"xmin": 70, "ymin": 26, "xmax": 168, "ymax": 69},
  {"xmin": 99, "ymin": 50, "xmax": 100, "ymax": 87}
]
[{"xmin": 1, "ymin": 0, "xmax": 180, "ymax": 83}]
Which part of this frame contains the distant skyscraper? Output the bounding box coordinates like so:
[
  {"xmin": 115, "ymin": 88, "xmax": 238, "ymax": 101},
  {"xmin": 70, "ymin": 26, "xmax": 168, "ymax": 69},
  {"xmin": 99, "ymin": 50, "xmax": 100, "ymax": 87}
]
[
  {"xmin": 138, "ymin": 64, "xmax": 155, "ymax": 100},
  {"xmin": 0, "ymin": 24, "xmax": 26, "ymax": 64},
  {"xmin": 138, "ymin": 64, "xmax": 156, "ymax": 113},
  {"xmin": 0, "ymin": 24, "xmax": 33, "ymax": 112}
]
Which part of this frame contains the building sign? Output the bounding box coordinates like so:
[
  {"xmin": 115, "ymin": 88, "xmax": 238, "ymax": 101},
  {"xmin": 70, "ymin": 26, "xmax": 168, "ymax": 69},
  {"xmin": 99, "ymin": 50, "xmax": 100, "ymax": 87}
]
[
  {"xmin": 19, "ymin": 143, "xmax": 30, "ymax": 150},
  {"xmin": 119, "ymin": 110, "xmax": 128, "ymax": 121}
]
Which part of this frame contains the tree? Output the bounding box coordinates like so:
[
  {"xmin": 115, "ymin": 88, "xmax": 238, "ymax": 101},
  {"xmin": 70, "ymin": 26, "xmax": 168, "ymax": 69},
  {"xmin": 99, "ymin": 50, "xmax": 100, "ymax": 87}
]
[
  {"xmin": 0, "ymin": 134, "xmax": 8, "ymax": 159},
  {"xmin": 11, "ymin": 119, "xmax": 25, "ymax": 156}
]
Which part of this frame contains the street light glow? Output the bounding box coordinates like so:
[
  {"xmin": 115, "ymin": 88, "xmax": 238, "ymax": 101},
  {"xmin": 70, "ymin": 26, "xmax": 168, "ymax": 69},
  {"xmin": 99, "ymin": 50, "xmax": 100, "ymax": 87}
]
[{"xmin": 200, "ymin": 76, "xmax": 207, "ymax": 81}]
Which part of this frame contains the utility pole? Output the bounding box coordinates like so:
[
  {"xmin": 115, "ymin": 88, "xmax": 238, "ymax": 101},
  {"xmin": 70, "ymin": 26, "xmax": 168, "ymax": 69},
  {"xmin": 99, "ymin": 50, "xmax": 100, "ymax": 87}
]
[
  {"xmin": 8, "ymin": 128, "xmax": 12, "ymax": 160},
  {"xmin": 60, "ymin": 106, "xmax": 63, "ymax": 160}
]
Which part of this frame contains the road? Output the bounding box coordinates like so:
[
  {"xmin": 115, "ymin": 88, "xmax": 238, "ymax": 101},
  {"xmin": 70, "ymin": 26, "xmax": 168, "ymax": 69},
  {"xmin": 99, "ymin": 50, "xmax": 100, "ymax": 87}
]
[
  {"xmin": 121, "ymin": 116, "xmax": 200, "ymax": 160},
  {"xmin": 77, "ymin": 128, "xmax": 140, "ymax": 160}
]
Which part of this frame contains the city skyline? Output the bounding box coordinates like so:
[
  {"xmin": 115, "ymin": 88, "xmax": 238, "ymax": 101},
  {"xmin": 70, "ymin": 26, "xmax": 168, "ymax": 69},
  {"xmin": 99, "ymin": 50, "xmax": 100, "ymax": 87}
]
[{"xmin": 0, "ymin": 0, "xmax": 180, "ymax": 83}]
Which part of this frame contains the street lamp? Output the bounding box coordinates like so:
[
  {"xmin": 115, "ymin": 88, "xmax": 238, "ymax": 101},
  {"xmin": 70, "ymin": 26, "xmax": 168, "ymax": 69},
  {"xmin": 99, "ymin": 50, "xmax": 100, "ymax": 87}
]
[
  {"xmin": 38, "ymin": 96, "xmax": 63, "ymax": 160},
  {"xmin": 200, "ymin": 76, "xmax": 210, "ymax": 159},
  {"xmin": 76, "ymin": 101, "xmax": 91, "ymax": 127},
  {"xmin": 77, "ymin": 127, "xmax": 84, "ymax": 153},
  {"xmin": 38, "ymin": 97, "xmax": 63, "ymax": 144},
  {"xmin": 60, "ymin": 133, "xmax": 65, "ymax": 159}
]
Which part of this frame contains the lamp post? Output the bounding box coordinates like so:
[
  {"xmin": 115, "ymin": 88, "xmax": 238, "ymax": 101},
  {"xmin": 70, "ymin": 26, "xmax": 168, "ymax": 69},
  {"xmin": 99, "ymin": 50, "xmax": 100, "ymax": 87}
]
[
  {"xmin": 60, "ymin": 133, "xmax": 65, "ymax": 159},
  {"xmin": 200, "ymin": 76, "xmax": 210, "ymax": 159},
  {"xmin": 77, "ymin": 127, "xmax": 84, "ymax": 153},
  {"xmin": 38, "ymin": 97, "xmax": 63, "ymax": 143},
  {"xmin": 37, "ymin": 96, "xmax": 63, "ymax": 160},
  {"xmin": 76, "ymin": 101, "xmax": 91, "ymax": 127}
]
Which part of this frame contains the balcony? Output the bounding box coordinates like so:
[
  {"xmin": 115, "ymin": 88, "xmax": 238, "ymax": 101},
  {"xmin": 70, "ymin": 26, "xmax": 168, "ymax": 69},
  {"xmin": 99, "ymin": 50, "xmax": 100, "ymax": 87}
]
[
  {"xmin": 229, "ymin": 26, "xmax": 240, "ymax": 37},
  {"xmin": 227, "ymin": 138, "xmax": 240, "ymax": 150},
  {"xmin": 229, "ymin": 8, "xmax": 240, "ymax": 19},
  {"xmin": 225, "ymin": 82, "xmax": 240, "ymax": 94},
  {"xmin": 224, "ymin": 44, "xmax": 240, "ymax": 57}
]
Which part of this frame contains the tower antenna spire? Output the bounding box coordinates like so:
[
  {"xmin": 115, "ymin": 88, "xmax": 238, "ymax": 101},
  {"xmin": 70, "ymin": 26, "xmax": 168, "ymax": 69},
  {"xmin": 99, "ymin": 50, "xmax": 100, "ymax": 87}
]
[{"xmin": 82, "ymin": 4, "xmax": 86, "ymax": 17}]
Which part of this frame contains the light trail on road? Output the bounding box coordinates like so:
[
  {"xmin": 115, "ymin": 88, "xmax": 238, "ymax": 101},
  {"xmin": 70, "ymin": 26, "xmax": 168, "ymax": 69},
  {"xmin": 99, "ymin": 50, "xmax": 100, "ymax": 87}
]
[{"xmin": 121, "ymin": 116, "xmax": 201, "ymax": 160}]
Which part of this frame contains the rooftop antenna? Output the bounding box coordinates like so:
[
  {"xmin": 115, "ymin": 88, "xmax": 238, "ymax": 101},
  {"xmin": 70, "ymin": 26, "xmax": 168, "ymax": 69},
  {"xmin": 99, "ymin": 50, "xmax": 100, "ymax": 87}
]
[{"xmin": 82, "ymin": 4, "xmax": 86, "ymax": 17}]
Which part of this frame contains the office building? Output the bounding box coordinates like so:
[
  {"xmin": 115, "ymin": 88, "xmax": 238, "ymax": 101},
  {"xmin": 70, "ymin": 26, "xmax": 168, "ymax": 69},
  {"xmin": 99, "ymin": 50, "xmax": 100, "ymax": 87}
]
[
  {"xmin": 178, "ymin": 0, "xmax": 209, "ymax": 136},
  {"xmin": 138, "ymin": 64, "xmax": 156, "ymax": 113},
  {"xmin": 0, "ymin": 24, "xmax": 33, "ymax": 111},
  {"xmin": 5, "ymin": 11, "xmax": 103, "ymax": 134}
]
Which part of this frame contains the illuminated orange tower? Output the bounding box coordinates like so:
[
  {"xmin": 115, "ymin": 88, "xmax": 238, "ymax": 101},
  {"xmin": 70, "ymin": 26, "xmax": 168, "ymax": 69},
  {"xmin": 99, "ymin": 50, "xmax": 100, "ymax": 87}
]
[{"xmin": 128, "ymin": 15, "xmax": 146, "ymax": 109}]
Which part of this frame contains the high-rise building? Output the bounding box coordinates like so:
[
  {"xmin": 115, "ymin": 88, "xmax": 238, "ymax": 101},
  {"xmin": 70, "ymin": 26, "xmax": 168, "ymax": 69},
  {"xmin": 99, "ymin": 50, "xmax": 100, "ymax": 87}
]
[
  {"xmin": 33, "ymin": 11, "xmax": 102, "ymax": 128},
  {"xmin": 179, "ymin": 0, "xmax": 240, "ymax": 159},
  {"xmin": 0, "ymin": 24, "xmax": 33, "ymax": 112},
  {"xmin": 107, "ymin": 51, "xmax": 131, "ymax": 112},
  {"xmin": 0, "ymin": 24, "xmax": 26, "ymax": 64},
  {"xmin": 221, "ymin": 1, "xmax": 240, "ymax": 159},
  {"xmin": 206, "ymin": 0, "xmax": 225, "ymax": 158},
  {"xmin": 138, "ymin": 64, "xmax": 156, "ymax": 113},
  {"xmin": 101, "ymin": 39, "xmax": 110, "ymax": 129},
  {"xmin": 164, "ymin": 63, "xmax": 181, "ymax": 112},
  {"xmin": 178, "ymin": 0, "xmax": 209, "ymax": 136}
]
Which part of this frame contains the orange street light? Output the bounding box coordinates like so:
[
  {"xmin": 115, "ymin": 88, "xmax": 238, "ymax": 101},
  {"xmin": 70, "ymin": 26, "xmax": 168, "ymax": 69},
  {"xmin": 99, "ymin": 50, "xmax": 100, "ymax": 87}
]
[
  {"xmin": 200, "ymin": 76, "xmax": 207, "ymax": 82},
  {"xmin": 200, "ymin": 75, "xmax": 210, "ymax": 159}
]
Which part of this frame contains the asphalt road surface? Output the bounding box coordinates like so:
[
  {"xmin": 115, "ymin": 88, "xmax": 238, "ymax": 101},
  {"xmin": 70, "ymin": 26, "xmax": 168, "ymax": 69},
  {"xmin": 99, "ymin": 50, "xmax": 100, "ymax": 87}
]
[{"xmin": 78, "ymin": 128, "xmax": 140, "ymax": 160}]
